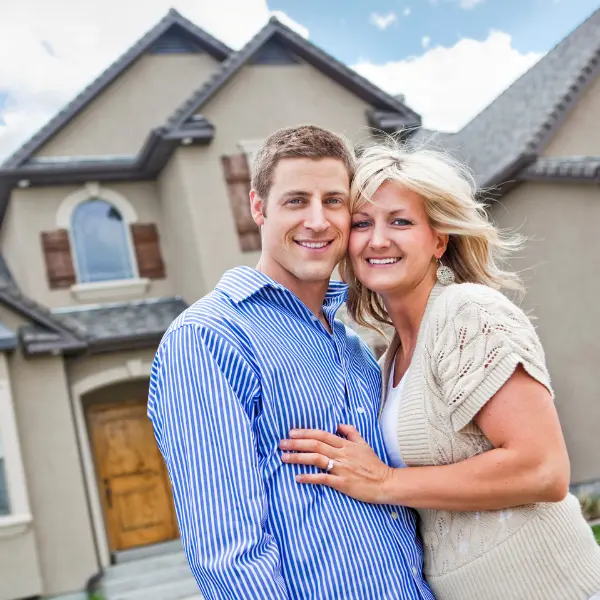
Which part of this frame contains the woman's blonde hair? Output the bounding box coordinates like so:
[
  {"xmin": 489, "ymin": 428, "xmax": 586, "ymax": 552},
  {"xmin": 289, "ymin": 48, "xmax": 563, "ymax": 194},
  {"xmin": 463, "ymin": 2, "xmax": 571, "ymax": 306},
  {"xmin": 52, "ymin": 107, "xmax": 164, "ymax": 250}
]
[{"xmin": 339, "ymin": 138, "xmax": 524, "ymax": 330}]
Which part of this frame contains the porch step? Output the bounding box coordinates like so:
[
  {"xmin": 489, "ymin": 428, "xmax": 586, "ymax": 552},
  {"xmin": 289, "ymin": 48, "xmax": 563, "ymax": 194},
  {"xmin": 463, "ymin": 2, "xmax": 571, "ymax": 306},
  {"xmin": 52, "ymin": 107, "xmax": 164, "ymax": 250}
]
[{"xmin": 99, "ymin": 544, "xmax": 202, "ymax": 600}]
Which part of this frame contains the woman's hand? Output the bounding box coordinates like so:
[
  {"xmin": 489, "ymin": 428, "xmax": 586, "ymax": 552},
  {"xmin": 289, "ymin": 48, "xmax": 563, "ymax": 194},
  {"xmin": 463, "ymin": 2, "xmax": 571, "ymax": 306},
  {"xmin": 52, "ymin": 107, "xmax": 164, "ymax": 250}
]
[{"xmin": 279, "ymin": 424, "xmax": 395, "ymax": 504}]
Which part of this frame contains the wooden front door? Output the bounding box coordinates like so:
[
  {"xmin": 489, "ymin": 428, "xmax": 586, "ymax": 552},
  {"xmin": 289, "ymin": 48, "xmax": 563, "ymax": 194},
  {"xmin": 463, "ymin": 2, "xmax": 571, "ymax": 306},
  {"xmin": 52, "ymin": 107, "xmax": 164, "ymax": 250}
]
[{"xmin": 87, "ymin": 401, "xmax": 178, "ymax": 551}]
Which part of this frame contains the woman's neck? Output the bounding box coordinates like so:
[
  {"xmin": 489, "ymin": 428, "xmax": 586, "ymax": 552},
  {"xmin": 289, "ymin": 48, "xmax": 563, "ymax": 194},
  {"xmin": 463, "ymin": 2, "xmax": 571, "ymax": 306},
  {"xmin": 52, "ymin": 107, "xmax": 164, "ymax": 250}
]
[{"xmin": 383, "ymin": 277, "xmax": 436, "ymax": 358}]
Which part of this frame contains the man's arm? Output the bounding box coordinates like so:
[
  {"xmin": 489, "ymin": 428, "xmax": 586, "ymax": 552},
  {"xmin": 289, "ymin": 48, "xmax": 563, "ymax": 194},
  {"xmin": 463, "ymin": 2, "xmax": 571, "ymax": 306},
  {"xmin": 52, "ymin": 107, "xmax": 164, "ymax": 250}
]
[{"xmin": 148, "ymin": 324, "xmax": 289, "ymax": 600}]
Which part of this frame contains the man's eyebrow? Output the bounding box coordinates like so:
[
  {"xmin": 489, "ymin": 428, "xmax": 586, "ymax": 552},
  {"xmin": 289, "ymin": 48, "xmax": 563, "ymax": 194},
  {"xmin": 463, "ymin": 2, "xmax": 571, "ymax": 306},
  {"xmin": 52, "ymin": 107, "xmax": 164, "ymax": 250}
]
[
  {"xmin": 324, "ymin": 189, "xmax": 349, "ymax": 197},
  {"xmin": 281, "ymin": 190, "xmax": 311, "ymax": 198}
]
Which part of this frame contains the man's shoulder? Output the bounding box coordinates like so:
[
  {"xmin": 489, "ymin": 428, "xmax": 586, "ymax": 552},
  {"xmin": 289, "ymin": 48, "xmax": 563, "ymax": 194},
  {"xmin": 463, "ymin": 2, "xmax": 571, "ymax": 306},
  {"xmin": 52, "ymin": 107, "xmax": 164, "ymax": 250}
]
[{"xmin": 161, "ymin": 288, "xmax": 246, "ymax": 348}]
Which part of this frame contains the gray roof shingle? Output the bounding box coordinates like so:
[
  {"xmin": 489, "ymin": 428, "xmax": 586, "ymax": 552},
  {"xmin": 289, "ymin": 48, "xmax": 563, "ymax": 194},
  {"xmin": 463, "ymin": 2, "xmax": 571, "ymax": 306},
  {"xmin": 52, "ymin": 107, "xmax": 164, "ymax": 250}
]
[
  {"xmin": 51, "ymin": 296, "xmax": 187, "ymax": 348},
  {"xmin": 446, "ymin": 8, "xmax": 600, "ymax": 188}
]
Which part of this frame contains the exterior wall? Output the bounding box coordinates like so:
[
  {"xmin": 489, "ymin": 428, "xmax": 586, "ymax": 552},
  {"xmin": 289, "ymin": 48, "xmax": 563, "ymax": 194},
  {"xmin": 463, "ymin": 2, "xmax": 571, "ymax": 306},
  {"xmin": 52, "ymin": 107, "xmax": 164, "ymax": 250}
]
[
  {"xmin": 0, "ymin": 531, "xmax": 42, "ymax": 600},
  {"xmin": 35, "ymin": 53, "xmax": 220, "ymax": 158},
  {"xmin": 168, "ymin": 62, "xmax": 374, "ymax": 295},
  {"xmin": 7, "ymin": 348, "xmax": 98, "ymax": 595},
  {"xmin": 542, "ymin": 71, "xmax": 600, "ymax": 156},
  {"xmin": 157, "ymin": 151, "xmax": 208, "ymax": 303},
  {"xmin": 1, "ymin": 181, "xmax": 176, "ymax": 308},
  {"xmin": 0, "ymin": 308, "xmax": 44, "ymax": 600},
  {"xmin": 490, "ymin": 181, "xmax": 600, "ymax": 483}
]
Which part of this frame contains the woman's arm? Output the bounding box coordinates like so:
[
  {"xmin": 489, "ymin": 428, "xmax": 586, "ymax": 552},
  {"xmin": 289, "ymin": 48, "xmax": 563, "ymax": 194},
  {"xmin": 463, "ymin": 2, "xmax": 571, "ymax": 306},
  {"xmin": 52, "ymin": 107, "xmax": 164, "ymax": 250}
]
[{"xmin": 280, "ymin": 366, "xmax": 570, "ymax": 511}]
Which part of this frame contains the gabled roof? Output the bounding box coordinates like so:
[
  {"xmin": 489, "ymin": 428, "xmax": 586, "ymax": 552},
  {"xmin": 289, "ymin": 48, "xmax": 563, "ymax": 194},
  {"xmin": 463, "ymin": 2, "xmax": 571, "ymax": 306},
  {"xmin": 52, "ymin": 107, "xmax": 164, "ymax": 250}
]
[
  {"xmin": 166, "ymin": 16, "xmax": 421, "ymax": 132},
  {"xmin": 20, "ymin": 296, "xmax": 186, "ymax": 355},
  {"xmin": 447, "ymin": 7, "xmax": 600, "ymax": 188},
  {"xmin": 2, "ymin": 9, "xmax": 231, "ymax": 169}
]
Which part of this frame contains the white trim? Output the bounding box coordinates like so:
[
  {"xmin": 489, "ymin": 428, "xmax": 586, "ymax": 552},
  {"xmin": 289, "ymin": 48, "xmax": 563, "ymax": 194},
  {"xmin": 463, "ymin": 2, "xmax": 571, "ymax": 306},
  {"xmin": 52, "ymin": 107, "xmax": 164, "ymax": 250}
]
[
  {"xmin": 0, "ymin": 513, "xmax": 33, "ymax": 538},
  {"xmin": 70, "ymin": 278, "xmax": 150, "ymax": 303},
  {"xmin": 0, "ymin": 355, "xmax": 32, "ymax": 534},
  {"xmin": 70, "ymin": 360, "xmax": 153, "ymax": 568},
  {"xmin": 56, "ymin": 183, "xmax": 138, "ymax": 229}
]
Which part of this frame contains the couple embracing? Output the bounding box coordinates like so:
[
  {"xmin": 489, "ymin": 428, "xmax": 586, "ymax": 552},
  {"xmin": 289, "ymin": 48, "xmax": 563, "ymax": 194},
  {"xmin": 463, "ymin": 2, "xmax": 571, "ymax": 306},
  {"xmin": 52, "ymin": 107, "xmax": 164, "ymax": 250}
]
[{"xmin": 148, "ymin": 125, "xmax": 600, "ymax": 600}]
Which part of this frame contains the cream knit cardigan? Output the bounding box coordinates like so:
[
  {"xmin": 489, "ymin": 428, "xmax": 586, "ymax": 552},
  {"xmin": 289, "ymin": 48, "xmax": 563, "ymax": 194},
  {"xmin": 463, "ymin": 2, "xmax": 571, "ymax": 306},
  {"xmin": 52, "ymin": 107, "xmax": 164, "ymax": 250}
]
[{"xmin": 379, "ymin": 282, "xmax": 600, "ymax": 600}]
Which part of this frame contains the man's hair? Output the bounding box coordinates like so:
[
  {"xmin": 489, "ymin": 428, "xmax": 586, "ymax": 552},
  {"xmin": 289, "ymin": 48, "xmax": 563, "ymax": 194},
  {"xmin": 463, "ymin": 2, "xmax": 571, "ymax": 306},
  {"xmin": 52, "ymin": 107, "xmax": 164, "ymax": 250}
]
[{"xmin": 251, "ymin": 125, "xmax": 356, "ymax": 200}]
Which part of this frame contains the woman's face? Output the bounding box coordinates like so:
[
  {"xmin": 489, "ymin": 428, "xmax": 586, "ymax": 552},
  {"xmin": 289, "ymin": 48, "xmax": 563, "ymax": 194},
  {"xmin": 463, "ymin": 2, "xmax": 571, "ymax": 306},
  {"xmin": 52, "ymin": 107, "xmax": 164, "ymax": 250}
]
[{"xmin": 349, "ymin": 180, "xmax": 447, "ymax": 297}]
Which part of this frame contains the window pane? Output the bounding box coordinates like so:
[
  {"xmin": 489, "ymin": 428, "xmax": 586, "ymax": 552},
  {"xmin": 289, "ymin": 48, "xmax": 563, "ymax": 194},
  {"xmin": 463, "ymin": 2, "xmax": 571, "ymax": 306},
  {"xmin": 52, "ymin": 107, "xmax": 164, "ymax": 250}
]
[
  {"xmin": 72, "ymin": 199, "xmax": 134, "ymax": 283},
  {"xmin": 0, "ymin": 434, "xmax": 9, "ymax": 516}
]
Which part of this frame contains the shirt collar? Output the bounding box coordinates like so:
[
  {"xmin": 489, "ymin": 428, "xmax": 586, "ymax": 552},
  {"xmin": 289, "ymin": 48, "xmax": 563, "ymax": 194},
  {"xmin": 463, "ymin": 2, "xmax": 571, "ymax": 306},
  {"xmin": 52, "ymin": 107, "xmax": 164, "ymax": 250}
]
[{"xmin": 217, "ymin": 266, "xmax": 348, "ymax": 312}]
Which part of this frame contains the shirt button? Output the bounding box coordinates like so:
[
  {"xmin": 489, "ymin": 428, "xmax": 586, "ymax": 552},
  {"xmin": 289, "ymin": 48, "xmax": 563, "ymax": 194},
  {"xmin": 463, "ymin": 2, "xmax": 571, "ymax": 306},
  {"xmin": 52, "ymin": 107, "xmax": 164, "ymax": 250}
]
[
  {"xmin": 412, "ymin": 566, "xmax": 418, "ymax": 577},
  {"xmin": 390, "ymin": 511, "xmax": 399, "ymax": 520},
  {"xmin": 356, "ymin": 407, "xmax": 365, "ymax": 414}
]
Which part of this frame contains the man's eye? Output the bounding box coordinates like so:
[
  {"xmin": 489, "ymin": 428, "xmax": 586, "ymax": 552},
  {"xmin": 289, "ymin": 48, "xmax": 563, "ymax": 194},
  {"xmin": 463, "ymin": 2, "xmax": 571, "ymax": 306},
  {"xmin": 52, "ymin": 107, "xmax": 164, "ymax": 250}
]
[
  {"xmin": 326, "ymin": 198, "xmax": 343, "ymax": 205},
  {"xmin": 287, "ymin": 198, "xmax": 304, "ymax": 205},
  {"xmin": 351, "ymin": 221, "xmax": 370, "ymax": 229}
]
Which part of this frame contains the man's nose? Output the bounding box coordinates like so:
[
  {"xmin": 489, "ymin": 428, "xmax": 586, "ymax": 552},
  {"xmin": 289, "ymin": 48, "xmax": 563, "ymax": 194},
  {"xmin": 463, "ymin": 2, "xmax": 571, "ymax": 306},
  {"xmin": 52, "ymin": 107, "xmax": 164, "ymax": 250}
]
[{"xmin": 304, "ymin": 204, "xmax": 330, "ymax": 233}]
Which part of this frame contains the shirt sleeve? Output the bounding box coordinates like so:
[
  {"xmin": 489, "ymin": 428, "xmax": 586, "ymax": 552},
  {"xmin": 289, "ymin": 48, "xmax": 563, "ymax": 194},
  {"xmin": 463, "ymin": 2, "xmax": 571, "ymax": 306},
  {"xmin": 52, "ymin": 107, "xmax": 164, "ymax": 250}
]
[
  {"xmin": 429, "ymin": 284, "xmax": 554, "ymax": 433},
  {"xmin": 147, "ymin": 324, "xmax": 290, "ymax": 600}
]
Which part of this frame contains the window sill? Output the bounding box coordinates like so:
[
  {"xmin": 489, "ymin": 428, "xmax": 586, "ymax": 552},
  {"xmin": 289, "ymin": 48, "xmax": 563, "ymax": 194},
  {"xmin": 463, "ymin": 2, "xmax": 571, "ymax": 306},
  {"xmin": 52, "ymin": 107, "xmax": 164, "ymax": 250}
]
[
  {"xmin": 70, "ymin": 278, "xmax": 150, "ymax": 303},
  {"xmin": 0, "ymin": 513, "xmax": 32, "ymax": 538}
]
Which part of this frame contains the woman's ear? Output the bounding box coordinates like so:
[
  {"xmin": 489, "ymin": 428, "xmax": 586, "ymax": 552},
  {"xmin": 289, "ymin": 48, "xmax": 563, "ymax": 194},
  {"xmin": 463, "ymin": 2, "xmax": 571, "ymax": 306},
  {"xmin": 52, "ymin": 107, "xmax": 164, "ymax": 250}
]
[
  {"xmin": 250, "ymin": 190, "xmax": 265, "ymax": 226},
  {"xmin": 435, "ymin": 233, "xmax": 449, "ymax": 259}
]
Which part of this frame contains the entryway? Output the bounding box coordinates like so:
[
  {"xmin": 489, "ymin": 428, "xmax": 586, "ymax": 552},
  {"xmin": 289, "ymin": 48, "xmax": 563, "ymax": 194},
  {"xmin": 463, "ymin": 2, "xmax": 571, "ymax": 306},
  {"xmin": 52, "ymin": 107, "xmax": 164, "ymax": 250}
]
[{"xmin": 86, "ymin": 396, "xmax": 178, "ymax": 552}]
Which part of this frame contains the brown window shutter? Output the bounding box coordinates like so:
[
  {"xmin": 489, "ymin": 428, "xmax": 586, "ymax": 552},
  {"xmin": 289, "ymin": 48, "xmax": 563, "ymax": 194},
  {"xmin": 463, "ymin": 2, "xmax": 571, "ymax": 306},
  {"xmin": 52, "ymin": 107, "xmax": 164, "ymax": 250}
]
[
  {"xmin": 130, "ymin": 223, "xmax": 166, "ymax": 279},
  {"xmin": 221, "ymin": 154, "xmax": 261, "ymax": 252},
  {"xmin": 41, "ymin": 229, "xmax": 76, "ymax": 289}
]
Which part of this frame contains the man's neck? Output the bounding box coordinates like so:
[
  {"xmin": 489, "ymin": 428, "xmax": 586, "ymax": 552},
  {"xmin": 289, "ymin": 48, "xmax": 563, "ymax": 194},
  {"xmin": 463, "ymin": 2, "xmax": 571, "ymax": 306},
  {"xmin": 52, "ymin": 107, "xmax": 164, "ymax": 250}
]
[{"xmin": 255, "ymin": 260, "xmax": 330, "ymax": 319}]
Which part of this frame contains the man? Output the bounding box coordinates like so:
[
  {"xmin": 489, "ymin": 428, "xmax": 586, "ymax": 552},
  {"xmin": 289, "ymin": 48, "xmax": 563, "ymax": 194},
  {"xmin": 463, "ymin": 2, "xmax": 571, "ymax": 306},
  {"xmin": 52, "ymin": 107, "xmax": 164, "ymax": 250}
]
[{"xmin": 148, "ymin": 125, "xmax": 433, "ymax": 600}]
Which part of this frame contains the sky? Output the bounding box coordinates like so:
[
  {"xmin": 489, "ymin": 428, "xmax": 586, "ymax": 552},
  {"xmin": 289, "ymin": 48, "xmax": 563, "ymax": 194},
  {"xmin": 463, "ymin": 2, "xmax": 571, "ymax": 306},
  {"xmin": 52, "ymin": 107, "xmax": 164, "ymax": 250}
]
[{"xmin": 0, "ymin": 0, "xmax": 598, "ymax": 161}]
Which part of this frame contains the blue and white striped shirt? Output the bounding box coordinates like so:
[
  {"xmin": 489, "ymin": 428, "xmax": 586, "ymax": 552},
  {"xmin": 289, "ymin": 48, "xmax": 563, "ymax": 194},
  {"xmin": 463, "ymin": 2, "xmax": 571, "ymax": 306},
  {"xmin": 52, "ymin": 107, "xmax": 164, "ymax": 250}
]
[{"xmin": 148, "ymin": 266, "xmax": 433, "ymax": 600}]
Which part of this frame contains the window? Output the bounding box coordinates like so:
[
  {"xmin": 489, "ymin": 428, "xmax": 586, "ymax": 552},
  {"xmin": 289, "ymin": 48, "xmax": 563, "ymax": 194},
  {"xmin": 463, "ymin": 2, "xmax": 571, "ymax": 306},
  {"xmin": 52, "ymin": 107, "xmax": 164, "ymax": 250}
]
[
  {"xmin": 71, "ymin": 199, "xmax": 135, "ymax": 283},
  {"xmin": 0, "ymin": 433, "xmax": 9, "ymax": 516}
]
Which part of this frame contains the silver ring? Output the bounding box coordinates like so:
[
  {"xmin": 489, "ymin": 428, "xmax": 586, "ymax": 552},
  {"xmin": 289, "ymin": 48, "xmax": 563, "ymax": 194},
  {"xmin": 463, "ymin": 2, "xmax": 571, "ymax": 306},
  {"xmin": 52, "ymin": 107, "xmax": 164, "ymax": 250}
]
[{"xmin": 325, "ymin": 458, "xmax": 335, "ymax": 473}]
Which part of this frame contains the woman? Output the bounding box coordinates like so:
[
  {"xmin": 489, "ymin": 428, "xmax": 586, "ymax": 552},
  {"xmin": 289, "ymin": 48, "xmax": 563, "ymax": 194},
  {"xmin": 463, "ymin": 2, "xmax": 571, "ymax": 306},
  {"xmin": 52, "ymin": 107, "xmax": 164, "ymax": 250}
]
[{"xmin": 279, "ymin": 142, "xmax": 600, "ymax": 599}]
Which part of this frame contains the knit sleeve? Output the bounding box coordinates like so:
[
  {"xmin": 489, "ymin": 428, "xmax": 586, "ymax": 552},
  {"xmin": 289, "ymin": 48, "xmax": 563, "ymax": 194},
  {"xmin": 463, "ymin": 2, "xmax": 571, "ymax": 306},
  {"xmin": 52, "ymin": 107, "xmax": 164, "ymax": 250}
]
[{"xmin": 428, "ymin": 284, "xmax": 554, "ymax": 432}]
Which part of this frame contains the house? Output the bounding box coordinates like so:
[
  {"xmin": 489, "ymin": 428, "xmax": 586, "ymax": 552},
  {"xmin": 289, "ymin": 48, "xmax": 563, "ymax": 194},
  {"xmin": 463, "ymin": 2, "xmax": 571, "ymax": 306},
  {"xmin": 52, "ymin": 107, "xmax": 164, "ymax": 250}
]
[{"xmin": 0, "ymin": 6, "xmax": 597, "ymax": 600}]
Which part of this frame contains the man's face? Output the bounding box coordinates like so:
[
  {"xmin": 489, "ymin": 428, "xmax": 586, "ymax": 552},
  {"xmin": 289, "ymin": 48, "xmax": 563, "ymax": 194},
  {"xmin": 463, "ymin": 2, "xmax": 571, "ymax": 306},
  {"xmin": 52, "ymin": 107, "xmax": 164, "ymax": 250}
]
[{"xmin": 251, "ymin": 157, "xmax": 351, "ymax": 291}]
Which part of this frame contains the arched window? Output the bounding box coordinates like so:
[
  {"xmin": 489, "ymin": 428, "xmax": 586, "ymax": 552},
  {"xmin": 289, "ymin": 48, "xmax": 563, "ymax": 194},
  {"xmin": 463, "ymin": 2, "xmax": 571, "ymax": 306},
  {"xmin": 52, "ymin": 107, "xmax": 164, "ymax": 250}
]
[{"xmin": 71, "ymin": 199, "xmax": 135, "ymax": 283}]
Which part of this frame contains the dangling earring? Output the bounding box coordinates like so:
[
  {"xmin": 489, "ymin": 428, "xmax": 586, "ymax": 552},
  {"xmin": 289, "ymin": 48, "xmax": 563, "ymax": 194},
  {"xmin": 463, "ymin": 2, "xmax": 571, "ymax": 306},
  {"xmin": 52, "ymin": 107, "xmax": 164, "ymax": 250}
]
[{"xmin": 436, "ymin": 258, "xmax": 455, "ymax": 285}]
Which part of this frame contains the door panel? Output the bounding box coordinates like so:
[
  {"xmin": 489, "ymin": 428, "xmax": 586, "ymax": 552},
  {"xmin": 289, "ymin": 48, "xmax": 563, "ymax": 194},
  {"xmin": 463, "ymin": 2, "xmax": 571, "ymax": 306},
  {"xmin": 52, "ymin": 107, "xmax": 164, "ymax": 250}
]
[{"xmin": 88, "ymin": 401, "xmax": 178, "ymax": 551}]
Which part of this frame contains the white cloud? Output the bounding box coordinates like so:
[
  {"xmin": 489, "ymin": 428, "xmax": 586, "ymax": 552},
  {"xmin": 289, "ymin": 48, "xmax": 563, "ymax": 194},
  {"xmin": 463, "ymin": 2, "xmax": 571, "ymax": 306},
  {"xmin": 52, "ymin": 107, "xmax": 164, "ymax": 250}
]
[
  {"xmin": 369, "ymin": 12, "xmax": 397, "ymax": 30},
  {"xmin": 0, "ymin": 0, "xmax": 306, "ymax": 161},
  {"xmin": 459, "ymin": 0, "xmax": 485, "ymax": 8},
  {"xmin": 353, "ymin": 30, "xmax": 544, "ymax": 132},
  {"xmin": 422, "ymin": 36, "xmax": 431, "ymax": 48},
  {"xmin": 403, "ymin": 7, "xmax": 412, "ymax": 16},
  {"xmin": 270, "ymin": 10, "xmax": 309, "ymax": 39},
  {"xmin": 430, "ymin": 0, "xmax": 486, "ymax": 8}
]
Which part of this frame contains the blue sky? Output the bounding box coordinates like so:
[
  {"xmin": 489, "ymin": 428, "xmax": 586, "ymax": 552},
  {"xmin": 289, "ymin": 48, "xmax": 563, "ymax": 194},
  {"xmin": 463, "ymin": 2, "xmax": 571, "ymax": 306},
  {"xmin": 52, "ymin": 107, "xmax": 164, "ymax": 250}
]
[
  {"xmin": 0, "ymin": 0, "xmax": 598, "ymax": 159},
  {"xmin": 269, "ymin": 0, "xmax": 598, "ymax": 64}
]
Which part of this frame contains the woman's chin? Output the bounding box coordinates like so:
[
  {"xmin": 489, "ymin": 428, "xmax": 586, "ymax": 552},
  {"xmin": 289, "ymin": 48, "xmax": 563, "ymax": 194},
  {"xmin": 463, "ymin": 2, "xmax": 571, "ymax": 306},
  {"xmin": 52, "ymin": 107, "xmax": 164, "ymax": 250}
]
[{"xmin": 357, "ymin": 274, "xmax": 406, "ymax": 296}]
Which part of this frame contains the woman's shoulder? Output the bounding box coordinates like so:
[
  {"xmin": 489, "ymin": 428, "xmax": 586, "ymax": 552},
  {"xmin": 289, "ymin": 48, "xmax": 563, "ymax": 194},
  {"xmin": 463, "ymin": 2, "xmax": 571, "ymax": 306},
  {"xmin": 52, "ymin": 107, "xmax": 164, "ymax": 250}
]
[{"xmin": 430, "ymin": 282, "xmax": 528, "ymax": 329}]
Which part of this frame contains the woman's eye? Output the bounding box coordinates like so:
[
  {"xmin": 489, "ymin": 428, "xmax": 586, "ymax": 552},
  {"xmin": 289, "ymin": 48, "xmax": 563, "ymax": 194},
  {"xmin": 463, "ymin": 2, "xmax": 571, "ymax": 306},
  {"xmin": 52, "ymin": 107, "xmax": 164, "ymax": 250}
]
[
  {"xmin": 392, "ymin": 218, "xmax": 413, "ymax": 226},
  {"xmin": 351, "ymin": 221, "xmax": 370, "ymax": 229}
]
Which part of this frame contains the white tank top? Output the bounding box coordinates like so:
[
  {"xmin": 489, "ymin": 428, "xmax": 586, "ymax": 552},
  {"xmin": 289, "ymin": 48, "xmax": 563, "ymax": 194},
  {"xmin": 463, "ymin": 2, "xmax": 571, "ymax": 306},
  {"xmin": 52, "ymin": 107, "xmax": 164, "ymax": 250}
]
[{"xmin": 379, "ymin": 362, "xmax": 407, "ymax": 468}]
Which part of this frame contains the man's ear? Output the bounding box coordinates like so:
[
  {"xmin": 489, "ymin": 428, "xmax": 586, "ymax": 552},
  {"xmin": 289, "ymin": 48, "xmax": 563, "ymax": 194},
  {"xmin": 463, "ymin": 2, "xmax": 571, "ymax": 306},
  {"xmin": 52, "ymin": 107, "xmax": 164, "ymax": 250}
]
[{"xmin": 250, "ymin": 190, "xmax": 265, "ymax": 226}]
